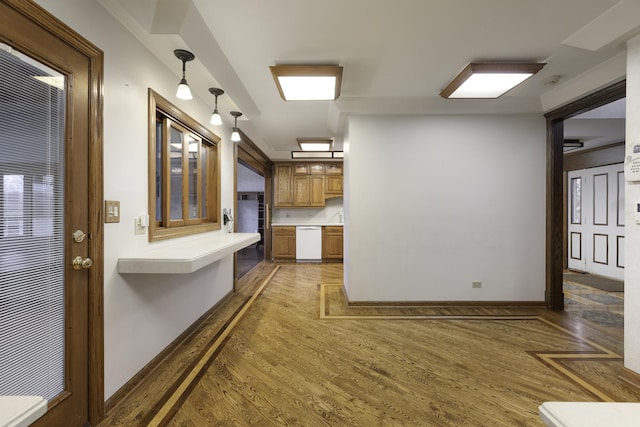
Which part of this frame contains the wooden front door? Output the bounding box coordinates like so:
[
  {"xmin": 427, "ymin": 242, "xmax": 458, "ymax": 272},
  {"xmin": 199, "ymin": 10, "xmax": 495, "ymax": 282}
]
[{"xmin": 0, "ymin": 1, "xmax": 103, "ymax": 425}]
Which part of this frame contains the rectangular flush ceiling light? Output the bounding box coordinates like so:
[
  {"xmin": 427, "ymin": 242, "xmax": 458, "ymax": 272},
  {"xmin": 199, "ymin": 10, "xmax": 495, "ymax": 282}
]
[
  {"xmin": 440, "ymin": 63, "xmax": 545, "ymax": 99},
  {"xmin": 291, "ymin": 151, "xmax": 344, "ymax": 159},
  {"xmin": 270, "ymin": 65, "xmax": 343, "ymax": 101},
  {"xmin": 297, "ymin": 138, "xmax": 333, "ymax": 151}
]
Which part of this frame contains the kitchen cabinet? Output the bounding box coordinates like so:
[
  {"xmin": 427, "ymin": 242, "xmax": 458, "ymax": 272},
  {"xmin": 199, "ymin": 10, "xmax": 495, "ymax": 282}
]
[
  {"xmin": 295, "ymin": 162, "xmax": 324, "ymax": 175},
  {"xmin": 322, "ymin": 226, "xmax": 343, "ymax": 259},
  {"xmin": 274, "ymin": 164, "xmax": 294, "ymax": 207},
  {"xmin": 325, "ymin": 175, "xmax": 343, "ymax": 196},
  {"xmin": 325, "ymin": 163, "xmax": 342, "ymax": 175},
  {"xmin": 272, "ymin": 226, "xmax": 296, "ymax": 259},
  {"xmin": 275, "ymin": 162, "xmax": 341, "ymax": 207},
  {"xmin": 294, "ymin": 175, "xmax": 325, "ymax": 207}
]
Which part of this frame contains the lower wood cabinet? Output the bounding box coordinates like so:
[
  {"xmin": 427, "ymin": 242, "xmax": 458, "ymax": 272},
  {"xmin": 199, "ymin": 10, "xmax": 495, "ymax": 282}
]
[
  {"xmin": 272, "ymin": 226, "xmax": 296, "ymax": 259},
  {"xmin": 272, "ymin": 225, "xmax": 343, "ymax": 261},
  {"xmin": 322, "ymin": 226, "xmax": 343, "ymax": 259}
]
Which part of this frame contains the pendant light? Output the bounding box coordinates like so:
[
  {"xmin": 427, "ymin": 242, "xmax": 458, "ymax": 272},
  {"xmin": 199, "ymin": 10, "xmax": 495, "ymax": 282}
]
[
  {"xmin": 174, "ymin": 49, "xmax": 195, "ymax": 100},
  {"xmin": 230, "ymin": 111, "xmax": 242, "ymax": 142},
  {"xmin": 208, "ymin": 88, "xmax": 224, "ymax": 125}
]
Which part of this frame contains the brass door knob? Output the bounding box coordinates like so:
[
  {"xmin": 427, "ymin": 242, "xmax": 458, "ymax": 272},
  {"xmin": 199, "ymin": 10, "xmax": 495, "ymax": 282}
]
[{"xmin": 72, "ymin": 256, "xmax": 93, "ymax": 270}]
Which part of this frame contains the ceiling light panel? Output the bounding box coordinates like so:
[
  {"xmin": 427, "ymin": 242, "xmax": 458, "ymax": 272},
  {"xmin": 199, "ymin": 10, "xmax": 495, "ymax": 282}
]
[
  {"xmin": 270, "ymin": 65, "xmax": 343, "ymax": 101},
  {"xmin": 291, "ymin": 151, "xmax": 334, "ymax": 159},
  {"xmin": 297, "ymin": 138, "xmax": 333, "ymax": 151},
  {"xmin": 440, "ymin": 63, "xmax": 545, "ymax": 99}
]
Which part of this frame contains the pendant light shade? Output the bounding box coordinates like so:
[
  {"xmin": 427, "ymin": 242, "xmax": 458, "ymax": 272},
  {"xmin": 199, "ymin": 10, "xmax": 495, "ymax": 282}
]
[
  {"xmin": 210, "ymin": 111, "xmax": 223, "ymax": 126},
  {"xmin": 230, "ymin": 111, "xmax": 243, "ymax": 142},
  {"xmin": 208, "ymin": 88, "xmax": 224, "ymax": 125},
  {"xmin": 174, "ymin": 49, "xmax": 195, "ymax": 100}
]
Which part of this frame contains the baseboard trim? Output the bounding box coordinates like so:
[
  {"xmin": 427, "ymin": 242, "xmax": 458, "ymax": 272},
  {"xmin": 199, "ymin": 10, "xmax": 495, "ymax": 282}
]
[
  {"xmin": 105, "ymin": 290, "xmax": 234, "ymax": 414},
  {"xmin": 347, "ymin": 298, "xmax": 545, "ymax": 308},
  {"xmin": 620, "ymin": 367, "xmax": 640, "ymax": 391}
]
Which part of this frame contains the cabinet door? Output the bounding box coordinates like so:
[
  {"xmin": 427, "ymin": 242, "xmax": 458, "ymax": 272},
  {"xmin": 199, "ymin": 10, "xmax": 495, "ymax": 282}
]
[
  {"xmin": 310, "ymin": 176, "xmax": 325, "ymax": 207},
  {"xmin": 325, "ymin": 175, "xmax": 343, "ymax": 195},
  {"xmin": 323, "ymin": 226, "xmax": 343, "ymax": 259},
  {"xmin": 272, "ymin": 226, "xmax": 296, "ymax": 258},
  {"xmin": 294, "ymin": 163, "xmax": 309, "ymax": 175},
  {"xmin": 310, "ymin": 163, "xmax": 325, "ymax": 175},
  {"xmin": 325, "ymin": 163, "xmax": 343, "ymax": 175},
  {"xmin": 293, "ymin": 175, "xmax": 311, "ymax": 206},
  {"xmin": 274, "ymin": 163, "xmax": 293, "ymax": 207}
]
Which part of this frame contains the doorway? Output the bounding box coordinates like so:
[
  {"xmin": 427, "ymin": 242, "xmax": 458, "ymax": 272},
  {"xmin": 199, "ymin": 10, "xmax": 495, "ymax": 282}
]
[
  {"xmin": 236, "ymin": 163, "xmax": 265, "ymax": 278},
  {"xmin": 546, "ymin": 81, "xmax": 625, "ymax": 310},
  {"xmin": 0, "ymin": 2, "xmax": 104, "ymax": 426},
  {"xmin": 233, "ymin": 136, "xmax": 273, "ymax": 285}
]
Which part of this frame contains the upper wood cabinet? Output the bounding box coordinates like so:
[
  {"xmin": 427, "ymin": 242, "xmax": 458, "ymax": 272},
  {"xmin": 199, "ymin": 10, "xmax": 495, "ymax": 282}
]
[
  {"xmin": 293, "ymin": 175, "xmax": 325, "ymax": 207},
  {"xmin": 274, "ymin": 162, "xmax": 342, "ymax": 207},
  {"xmin": 325, "ymin": 163, "xmax": 342, "ymax": 175},
  {"xmin": 325, "ymin": 175, "xmax": 343, "ymax": 196},
  {"xmin": 274, "ymin": 163, "xmax": 294, "ymax": 207}
]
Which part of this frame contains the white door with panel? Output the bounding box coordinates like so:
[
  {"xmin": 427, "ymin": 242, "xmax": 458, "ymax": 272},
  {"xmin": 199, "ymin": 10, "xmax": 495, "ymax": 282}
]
[{"xmin": 568, "ymin": 164, "xmax": 625, "ymax": 280}]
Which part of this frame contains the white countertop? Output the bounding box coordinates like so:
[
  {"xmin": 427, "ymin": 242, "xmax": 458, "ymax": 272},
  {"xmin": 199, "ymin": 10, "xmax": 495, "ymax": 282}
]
[
  {"xmin": 0, "ymin": 396, "xmax": 47, "ymax": 427},
  {"xmin": 272, "ymin": 222, "xmax": 343, "ymax": 227},
  {"xmin": 539, "ymin": 402, "xmax": 640, "ymax": 427},
  {"xmin": 118, "ymin": 232, "xmax": 260, "ymax": 274}
]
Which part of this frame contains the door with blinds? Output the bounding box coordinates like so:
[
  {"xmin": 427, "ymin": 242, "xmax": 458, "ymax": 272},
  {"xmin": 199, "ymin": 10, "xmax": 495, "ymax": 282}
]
[
  {"xmin": 567, "ymin": 164, "xmax": 625, "ymax": 280},
  {"xmin": 0, "ymin": 2, "xmax": 102, "ymax": 426}
]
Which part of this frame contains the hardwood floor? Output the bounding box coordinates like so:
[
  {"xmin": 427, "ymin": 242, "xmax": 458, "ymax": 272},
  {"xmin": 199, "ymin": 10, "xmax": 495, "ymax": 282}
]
[{"xmin": 100, "ymin": 263, "xmax": 639, "ymax": 426}]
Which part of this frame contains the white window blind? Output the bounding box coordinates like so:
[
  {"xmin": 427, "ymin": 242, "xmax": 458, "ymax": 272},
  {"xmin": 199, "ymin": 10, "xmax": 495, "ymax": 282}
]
[{"xmin": 0, "ymin": 43, "xmax": 66, "ymax": 400}]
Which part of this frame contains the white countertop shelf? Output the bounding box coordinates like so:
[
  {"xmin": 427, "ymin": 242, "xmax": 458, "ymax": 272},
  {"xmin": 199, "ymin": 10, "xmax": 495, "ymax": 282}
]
[
  {"xmin": 539, "ymin": 402, "xmax": 640, "ymax": 427},
  {"xmin": 118, "ymin": 232, "xmax": 260, "ymax": 274},
  {"xmin": 272, "ymin": 222, "xmax": 343, "ymax": 227},
  {"xmin": 0, "ymin": 396, "xmax": 47, "ymax": 427}
]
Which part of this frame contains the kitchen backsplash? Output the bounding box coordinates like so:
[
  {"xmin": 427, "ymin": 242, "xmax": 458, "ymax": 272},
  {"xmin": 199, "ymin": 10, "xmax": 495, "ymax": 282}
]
[{"xmin": 272, "ymin": 198, "xmax": 343, "ymax": 224}]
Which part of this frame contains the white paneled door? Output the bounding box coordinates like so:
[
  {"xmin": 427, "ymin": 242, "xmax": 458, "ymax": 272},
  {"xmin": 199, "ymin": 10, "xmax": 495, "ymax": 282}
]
[{"xmin": 568, "ymin": 164, "xmax": 624, "ymax": 280}]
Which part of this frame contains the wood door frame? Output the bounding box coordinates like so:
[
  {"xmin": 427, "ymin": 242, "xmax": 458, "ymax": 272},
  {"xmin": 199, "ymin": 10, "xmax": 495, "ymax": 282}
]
[
  {"xmin": 545, "ymin": 80, "xmax": 625, "ymax": 310},
  {"xmin": 234, "ymin": 130, "xmax": 273, "ymax": 287},
  {"xmin": 0, "ymin": 1, "xmax": 105, "ymax": 424}
]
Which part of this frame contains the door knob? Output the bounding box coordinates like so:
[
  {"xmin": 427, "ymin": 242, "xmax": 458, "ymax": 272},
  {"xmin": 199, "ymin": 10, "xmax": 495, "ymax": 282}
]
[
  {"xmin": 72, "ymin": 230, "xmax": 86, "ymax": 243},
  {"xmin": 72, "ymin": 256, "xmax": 93, "ymax": 270}
]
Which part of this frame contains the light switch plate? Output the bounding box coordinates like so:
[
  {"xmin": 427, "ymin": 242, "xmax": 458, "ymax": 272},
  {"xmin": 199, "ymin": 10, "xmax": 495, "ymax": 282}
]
[
  {"xmin": 134, "ymin": 217, "xmax": 145, "ymax": 235},
  {"xmin": 105, "ymin": 200, "xmax": 120, "ymax": 223}
]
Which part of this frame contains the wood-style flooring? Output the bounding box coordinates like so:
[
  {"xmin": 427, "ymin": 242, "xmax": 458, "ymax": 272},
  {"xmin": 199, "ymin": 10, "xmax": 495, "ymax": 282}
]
[{"xmin": 99, "ymin": 263, "xmax": 639, "ymax": 427}]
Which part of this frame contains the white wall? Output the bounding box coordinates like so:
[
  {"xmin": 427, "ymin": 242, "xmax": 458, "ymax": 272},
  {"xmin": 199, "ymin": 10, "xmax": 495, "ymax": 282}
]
[
  {"xmin": 625, "ymin": 35, "xmax": 640, "ymax": 373},
  {"xmin": 272, "ymin": 198, "xmax": 344, "ymax": 224},
  {"xmin": 237, "ymin": 163, "xmax": 265, "ymax": 192},
  {"xmin": 344, "ymin": 115, "xmax": 546, "ymax": 302},
  {"xmin": 34, "ymin": 0, "xmax": 237, "ymax": 399}
]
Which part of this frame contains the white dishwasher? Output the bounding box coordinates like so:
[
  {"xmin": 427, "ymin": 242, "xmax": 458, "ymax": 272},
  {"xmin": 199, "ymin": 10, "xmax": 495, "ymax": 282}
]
[{"xmin": 295, "ymin": 226, "xmax": 322, "ymax": 261}]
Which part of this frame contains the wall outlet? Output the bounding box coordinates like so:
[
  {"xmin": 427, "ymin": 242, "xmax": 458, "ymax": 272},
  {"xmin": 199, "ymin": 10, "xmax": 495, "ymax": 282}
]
[{"xmin": 472, "ymin": 281, "xmax": 482, "ymax": 288}]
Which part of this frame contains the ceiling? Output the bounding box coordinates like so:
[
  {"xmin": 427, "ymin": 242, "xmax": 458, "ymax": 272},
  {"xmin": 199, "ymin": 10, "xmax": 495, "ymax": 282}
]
[{"xmin": 99, "ymin": 0, "xmax": 639, "ymax": 159}]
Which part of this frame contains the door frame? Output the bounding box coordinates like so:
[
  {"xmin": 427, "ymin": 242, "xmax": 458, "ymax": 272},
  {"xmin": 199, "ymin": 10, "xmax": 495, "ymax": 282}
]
[
  {"xmin": 234, "ymin": 130, "xmax": 273, "ymax": 287},
  {"xmin": 545, "ymin": 80, "xmax": 625, "ymax": 309},
  {"xmin": 0, "ymin": 1, "xmax": 105, "ymax": 424}
]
